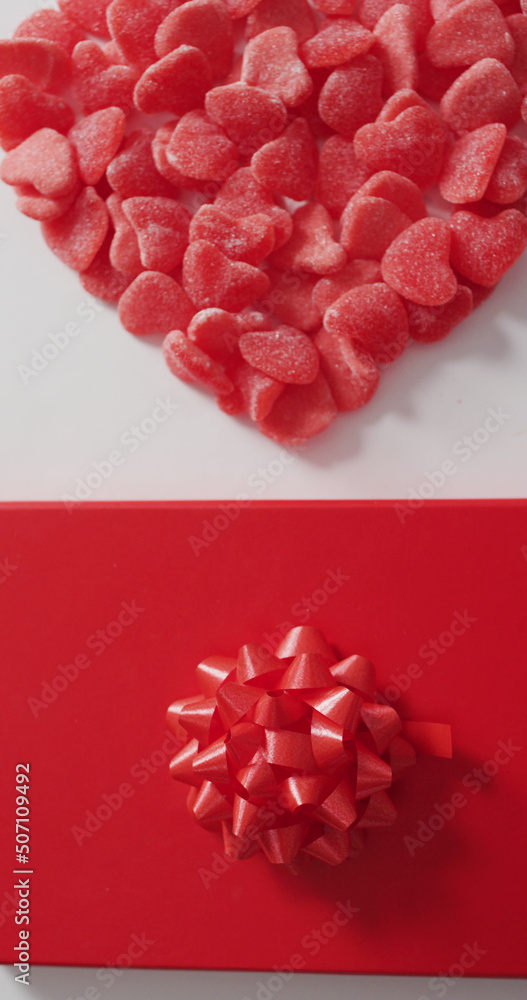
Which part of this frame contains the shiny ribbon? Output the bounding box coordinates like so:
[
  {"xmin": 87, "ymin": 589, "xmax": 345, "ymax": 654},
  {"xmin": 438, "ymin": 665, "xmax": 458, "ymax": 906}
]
[{"xmin": 167, "ymin": 626, "xmax": 452, "ymax": 866}]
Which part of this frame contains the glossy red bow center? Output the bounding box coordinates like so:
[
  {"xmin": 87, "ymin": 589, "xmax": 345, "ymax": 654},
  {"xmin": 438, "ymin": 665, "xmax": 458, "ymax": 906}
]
[{"xmin": 167, "ymin": 626, "xmax": 451, "ymax": 866}]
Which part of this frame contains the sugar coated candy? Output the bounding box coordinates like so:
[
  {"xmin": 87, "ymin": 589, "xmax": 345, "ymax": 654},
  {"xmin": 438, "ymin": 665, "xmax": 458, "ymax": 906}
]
[
  {"xmin": 106, "ymin": 0, "xmax": 178, "ymax": 70},
  {"xmin": 252, "ymin": 118, "xmax": 318, "ymax": 202},
  {"xmin": 449, "ymin": 209, "xmax": 527, "ymax": 286},
  {"xmin": 42, "ymin": 186, "xmax": 109, "ymax": 271},
  {"xmin": 381, "ymin": 218, "xmax": 458, "ymax": 306},
  {"xmin": 155, "ymin": 0, "xmax": 234, "ymax": 78},
  {"xmin": 258, "ymin": 372, "xmax": 338, "ymax": 445},
  {"xmin": 118, "ymin": 271, "xmax": 195, "ymax": 335},
  {"xmin": 406, "ymin": 286, "xmax": 474, "ymax": 343},
  {"xmin": 241, "ymin": 26, "xmax": 313, "ymax": 108},
  {"xmin": 239, "ymin": 327, "xmax": 320, "ymax": 384},
  {"xmin": 324, "ymin": 282, "xmax": 410, "ymax": 364},
  {"xmin": 2, "ymin": 0, "xmax": 527, "ymax": 443},
  {"xmin": 0, "ymin": 75, "xmax": 74, "ymax": 151},
  {"xmin": 183, "ymin": 240, "xmax": 270, "ymax": 312},
  {"xmin": 314, "ymin": 328, "xmax": 380, "ymax": 411},
  {"xmin": 318, "ymin": 55, "xmax": 384, "ymax": 137},
  {"xmin": 270, "ymin": 203, "xmax": 346, "ymax": 275},
  {"xmin": 316, "ymin": 135, "xmax": 372, "ymax": 219},
  {"xmin": 163, "ymin": 330, "xmax": 235, "ymax": 395}
]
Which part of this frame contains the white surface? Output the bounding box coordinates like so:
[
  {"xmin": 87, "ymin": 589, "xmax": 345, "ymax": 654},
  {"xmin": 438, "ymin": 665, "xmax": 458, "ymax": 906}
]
[
  {"xmin": 1, "ymin": 2, "xmax": 527, "ymax": 501},
  {"xmin": 1, "ymin": 967, "xmax": 527, "ymax": 1000},
  {"xmin": 1, "ymin": 1, "xmax": 527, "ymax": 997}
]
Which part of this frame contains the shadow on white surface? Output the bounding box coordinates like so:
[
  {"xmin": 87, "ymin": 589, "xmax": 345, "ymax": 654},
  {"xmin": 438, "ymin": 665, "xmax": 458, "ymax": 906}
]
[{"xmin": 1, "ymin": 966, "xmax": 527, "ymax": 1000}]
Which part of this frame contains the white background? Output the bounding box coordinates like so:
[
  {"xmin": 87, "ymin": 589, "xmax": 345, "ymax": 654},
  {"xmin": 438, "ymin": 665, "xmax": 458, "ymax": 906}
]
[{"xmin": 1, "ymin": 0, "xmax": 527, "ymax": 997}]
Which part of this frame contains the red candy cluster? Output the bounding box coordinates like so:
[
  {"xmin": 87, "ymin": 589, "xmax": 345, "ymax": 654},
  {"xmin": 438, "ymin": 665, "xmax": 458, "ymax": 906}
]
[
  {"xmin": 167, "ymin": 626, "xmax": 418, "ymax": 866},
  {"xmin": 2, "ymin": 0, "xmax": 527, "ymax": 444}
]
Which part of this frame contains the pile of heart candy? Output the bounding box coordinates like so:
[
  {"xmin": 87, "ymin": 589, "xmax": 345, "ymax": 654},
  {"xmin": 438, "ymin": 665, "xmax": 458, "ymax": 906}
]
[{"xmin": 1, "ymin": 0, "xmax": 527, "ymax": 443}]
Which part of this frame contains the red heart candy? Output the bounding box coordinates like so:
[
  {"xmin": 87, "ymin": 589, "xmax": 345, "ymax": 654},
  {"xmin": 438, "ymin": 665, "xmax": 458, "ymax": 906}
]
[
  {"xmin": 107, "ymin": 129, "xmax": 178, "ymax": 199},
  {"xmin": 354, "ymin": 105, "xmax": 447, "ymax": 190},
  {"xmin": 134, "ymin": 45, "xmax": 212, "ymax": 116},
  {"xmin": 406, "ymin": 286, "xmax": 474, "ymax": 343},
  {"xmin": 301, "ymin": 19, "xmax": 373, "ymax": 68},
  {"xmin": 118, "ymin": 271, "xmax": 195, "ymax": 335},
  {"xmin": 314, "ymin": 328, "xmax": 380, "ymax": 411},
  {"xmin": 382, "ymin": 218, "xmax": 458, "ymax": 306},
  {"xmin": 439, "ymin": 124, "xmax": 507, "ymax": 204},
  {"xmin": 165, "ymin": 110, "xmax": 238, "ymax": 181},
  {"xmin": 318, "ymin": 55, "xmax": 383, "ymax": 137},
  {"xmin": 107, "ymin": 193, "xmax": 143, "ymax": 277},
  {"xmin": 241, "ymin": 26, "xmax": 313, "ymax": 108},
  {"xmin": 341, "ymin": 195, "xmax": 412, "ymax": 260},
  {"xmin": 71, "ymin": 41, "xmax": 138, "ymax": 115},
  {"xmin": 69, "ymin": 107, "xmax": 126, "ymax": 186},
  {"xmin": 449, "ymin": 208, "xmax": 527, "ymax": 287},
  {"xmin": 239, "ymin": 326, "xmax": 320, "ymax": 384},
  {"xmin": 258, "ymin": 372, "xmax": 338, "ymax": 445},
  {"xmin": 182, "ymin": 240, "xmax": 270, "ymax": 312},
  {"xmin": 189, "ymin": 206, "xmax": 275, "ymax": 266},
  {"xmin": 373, "ymin": 4, "xmax": 419, "ymax": 97},
  {"xmin": 324, "ymin": 282, "xmax": 409, "ymax": 363},
  {"xmin": 107, "ymin": 0, "xmax": 178, "ymax": 71},
  {"xmin": 215, "ymin": 167, "xmax": 293, "ymax": 249},
  {"xmin": 316, "ymin": 135, "xmax": 372, "ymax": 219},
  {"xmin": 0, "ymin": 38, "xmax": 69, "ymax": 92},
  {"xmin": 1, "ymin": 128, "xmax": 78, "ymax": 198},
  {"xmin": 155, "ymin": 0, "xmax": 234, "ymax": 78},
  {"xmin": 247, "ymin": 0, "xmax": 317, "ymax": 45},
  {"xmin": 426, "ymin": 0, "xmax": 515, "ymax": 69},
  {"xmin": 440, "ymin": 58, "xmax": 521, "ymax": 134},
  {"xmin": 270, "ymin": 203, "xmax": 346, "ymax": 275},
  {"xmin": 0, "ymin": 74, "xmax": 74, "ymax": 151},
  {"xmin": 485, "ymin": 135, "xmax": 527, "ymax": 205},
  {"xmin": 58, "ymin": 0, "xmax": 112, "ymax": 36},
  {"xmin": 252, "ymin": 118, "xmax": 318, "ymax": 202},
  {"xmin": 163, "ymin": 330, "xmax": 234, "ymax": 396},
  {"xmin": 205, "ymin": 83, "xmax": 287, "ymax": 155},
  {"xmin": 123, "ymin": 196, "xmax": 191, "ymax": 272},
  {"xmin": 14, "ymin": 10, "xmax": 86, "ymax": 54},
  {"xmin": 42, "ymin": 186, "xmax": 109, "ymax": 272},
  {"xmin": 312, "ymin": 260, "xmax": 383, "ymax": 314}
]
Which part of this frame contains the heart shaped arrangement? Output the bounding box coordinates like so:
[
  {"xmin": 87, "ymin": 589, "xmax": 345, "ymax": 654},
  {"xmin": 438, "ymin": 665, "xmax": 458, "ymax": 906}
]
[{"xmin": 2, "ymin": 0, "xmax": 527, "ymax": 444}]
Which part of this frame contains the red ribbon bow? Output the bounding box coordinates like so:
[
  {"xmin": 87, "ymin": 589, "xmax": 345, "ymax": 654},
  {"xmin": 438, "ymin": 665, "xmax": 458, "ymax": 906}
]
[{"xmin": 167, "ymin": 627, "xmax": 451, "ymax": 866}]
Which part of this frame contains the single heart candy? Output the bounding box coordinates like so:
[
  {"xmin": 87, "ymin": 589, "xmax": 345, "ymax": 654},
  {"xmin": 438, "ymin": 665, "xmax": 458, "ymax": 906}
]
[
  {"xmin": 270, "ymin": 203, "xmax": 346, "ymax": 275},
  {"xmin": 324, "ymin": 282, "xmax": 410, "ymax": 363},
  {"xmin": 449, "ymin": 208, "xmax": 527, "ymax": 286},
  {"xmin": 183, "ymin": 240, "xmax": 270, "ymax": 312},
  {"xmin": 381, "ymin": 217, "xmax": 458, "ymax": 305},
  {"xmin": 118, "ymin": 271, "xmax": 195, "ymax": 335},
  {"xmin": 242, "ymin": 26, "xmax": 313, "ymax": 108},
  {"xmin": 252, "ymin": 117, "xmax": 318, "ymax": 202}
]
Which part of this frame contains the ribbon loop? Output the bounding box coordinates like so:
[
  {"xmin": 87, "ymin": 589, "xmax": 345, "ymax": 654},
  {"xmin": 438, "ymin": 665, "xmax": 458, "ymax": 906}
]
[{"xmin": 168, "ymin": 629, "xmax": 451, "ymax": 866}]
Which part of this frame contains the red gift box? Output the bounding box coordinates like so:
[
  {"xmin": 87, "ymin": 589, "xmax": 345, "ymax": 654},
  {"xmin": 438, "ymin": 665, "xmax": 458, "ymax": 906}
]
[{"xmin": 1, "ymin": 500, "xmax": 526, "ymax": 977}]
